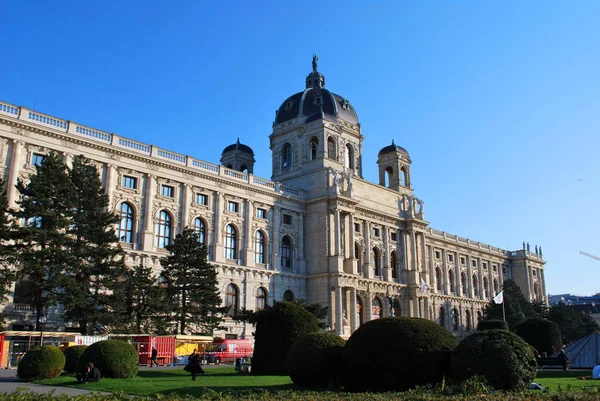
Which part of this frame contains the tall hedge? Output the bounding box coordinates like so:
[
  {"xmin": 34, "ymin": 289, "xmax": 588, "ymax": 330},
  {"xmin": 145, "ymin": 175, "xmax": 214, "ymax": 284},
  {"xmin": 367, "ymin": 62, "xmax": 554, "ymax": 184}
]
[
  {"xmin": 63, "ymin": 345, "xmax": 88, "ymax": 374},
  {"xmin": 286, "ymin": 332, "xmax": 345, "ymax": 387},
  {"xmin": 341, "ymin": 317, "xmax": 458, "ymax": 392},
  {"xmin": 452, "ymin": 329, "xmax": 537, "ymax": 390},
  {"xmin": 477, "ymin": 319, "xmax": 508, "ymax": 331},
  {"xmin": 80, "ymin": 340, "xmax": 138, "ymax": 378},
  {"xmin": 17, "ymin": 346, "xmax": 66, "ymax": 380},
  {"xmin": 251, "ymin": 301, "xmax": 320, "ymax": 375},
  {"xmin": 515, "ymin": 318, "xmax": 562, "ymax": 355}
]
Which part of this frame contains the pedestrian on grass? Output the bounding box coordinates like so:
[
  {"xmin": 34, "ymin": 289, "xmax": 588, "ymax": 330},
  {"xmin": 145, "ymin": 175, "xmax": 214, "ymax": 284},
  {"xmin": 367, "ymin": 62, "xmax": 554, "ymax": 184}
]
[{"xmin": 184, "ymin": 349, "xmax": 205, "ymax": 381}]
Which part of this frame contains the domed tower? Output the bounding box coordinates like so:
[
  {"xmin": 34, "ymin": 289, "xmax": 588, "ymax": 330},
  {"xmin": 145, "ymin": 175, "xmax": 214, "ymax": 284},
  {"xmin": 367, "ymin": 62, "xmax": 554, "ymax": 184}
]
[
  {"xmin": 220, "ymin": 138, "xmax": 255, "ymax": 173},
  {"xmin": 270, "ymin": 55, "xmax": 363, "ymax": 184},
  {"xmin": 377, "ymin": 140, "xmax": 412, "ymax": 191}
]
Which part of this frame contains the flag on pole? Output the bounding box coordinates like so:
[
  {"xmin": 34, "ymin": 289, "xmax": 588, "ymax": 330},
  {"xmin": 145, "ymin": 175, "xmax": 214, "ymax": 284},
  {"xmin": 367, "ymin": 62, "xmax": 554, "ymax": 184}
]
[
  {"xmin": 419, "ymin": 278, "xmax": 429, "ymax": 294},
  {"xmin": 493, "ymin": 291, "xmax": 504, "ymax": 304}
]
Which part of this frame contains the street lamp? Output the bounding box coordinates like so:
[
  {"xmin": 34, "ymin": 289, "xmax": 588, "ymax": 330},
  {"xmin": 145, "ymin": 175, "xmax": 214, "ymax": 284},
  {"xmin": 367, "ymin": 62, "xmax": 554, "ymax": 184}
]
[{"xmin": 39, "ymin": 314, "xmax": 47, "ymax": 346}]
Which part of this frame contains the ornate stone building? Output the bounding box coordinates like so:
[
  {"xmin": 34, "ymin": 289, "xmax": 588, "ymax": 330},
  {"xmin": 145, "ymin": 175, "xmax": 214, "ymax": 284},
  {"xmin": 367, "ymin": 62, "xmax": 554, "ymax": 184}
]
[{"xmin": 0, "ymin": 58, "xmax": 546, "ymax": 338}]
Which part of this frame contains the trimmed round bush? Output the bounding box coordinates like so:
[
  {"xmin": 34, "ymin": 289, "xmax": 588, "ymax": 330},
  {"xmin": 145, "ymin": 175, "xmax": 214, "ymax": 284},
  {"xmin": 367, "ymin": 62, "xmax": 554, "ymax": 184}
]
[
  {"xmin": 286, "ymin": 332, "xmax": 345, "ymax": 387},
  {"xmin": 63, "ymin": 345, "xmax": 88, "ymax": 374},
  {"xmin": 477, "ymin": 319, "xmax": 508, "ymax": 331},
  {"xmin": 515, "ymin": 317, "xmax": 562, "ymax": 355},
  {"xmin": 341, "ymin": 317, "xmax": 459, "ymax": 392},
  {"xmin": 252, "ymin": 301, "xmax": 320, "ymax": 375},
  {"xmin": 451, "ymin": 329, "xmax": 537, "ymax": 391},
  {"xmin": 17, "ymin": 345, "xmax": 66, "ymax": 380},
  {"xmin": 80, "ymin": 340, "xmax": 138, "ymax": 378}
]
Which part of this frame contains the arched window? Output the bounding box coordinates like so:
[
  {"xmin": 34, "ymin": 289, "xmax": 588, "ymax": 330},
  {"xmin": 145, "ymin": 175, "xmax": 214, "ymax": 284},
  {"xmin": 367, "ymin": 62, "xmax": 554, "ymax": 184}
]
[
  {"xmin": 493, "ymin": 278, "xmax": 499, "ymax": 293},
  {"xmin": 225, "ymin": 284, "xmax": 238, "ymax": 316},
  {"xmin": 473, "ymin": 274, "xmax": 479, "ymax": 297},
  {"xmin": 116, "ymin": 202, "xmax": 134, "ymax": 243},
  {"xmin": 355, "ymin": 243, "xmax": 362, "ymax": 274},
  {"xmin": 282, "ymin": 143, "xmax": 292, "ymax": 169},
  {"xmin": 449, "ymin": 270, "xmax": 455, "ymax": 293},
  {"xmin": 155, "ymin": 210, "xmax": 172, "ymax": 248},
  {"xmin": 357, "ymin": 296, "xmax": 364, "ymax": 325},
  {"xmin": 436, "ymin": 267, "xmax": 442, "ymax": 291},
  {"xmin": 192, "ymin": 217, "xmax": 206, "ymax": 245},
  {"xmin": 327, "ymin": 137, "xmax": 336, "ymax": 160},
  {"xmin": 477, "ymin": 310, "xmax": 483, "ymax": 323},
  {"xmin": 283, "ymin": 289, "xmax": 295, "ymax": 301},
  {"xmin": 483, "ymin": 277, "xmax": 489, "ymax": 298},
  {"xmin": 310, "ymin": 137, "xmax": 318, "ymax": 160},
  {"xmin": 254, "ymin": 230, "xmax": 265, "ymax": 264},
  {"xmin": 281, "ymin": 235, "xmax": 292, "ymax": 268},
  {"xmin": 461, "ymin": 272, "xmax": 467, "ymax": 295},
  {"xmin": 224, "ymin": 224, "xmax": 237, "ymax": 259},
  {"xmin": 256, "ymin": 287, "xmax": 267, "ymax": 310},
  {"xmin": 384, "ymin": 166, "xmax": 393, "ymax": 188},
  {"xmin": 439, "ymin": 307, "xmax": 446, "ymax": 327},
  {"xmin": 372, "ymin": 247, "xmax": 381, "ymax": 276},
  {"xmin": 534, "ymin": 283, "xmax": 540, "ymax": 300},
  {"xmin": 400, "ymin": 166, "xmax": 408, "ymax": 187},
  {"xmin": 372, "ymin": 297, "xmax": 382, "ymax": 320},
  {"xmin": 345, "ymin": 143, "xmax": 354, "ymax": 169},
  {"xmin": 393, "ymin": 298, "xmax": 401, "ymax": 317},
  {"xmin": 452, "ymin": 308, "xmax": 459, "ymax": 331},
  {"xmin": 390, "ymin": 251, "xmax": 399, "ymax": 280},
  {"xmin": 465, "ymin": 309, "xmax": 472, "ymax": 331},
  {"xmin": 240, "ymin": 165, "xmax": 248, "ymax": 173}
]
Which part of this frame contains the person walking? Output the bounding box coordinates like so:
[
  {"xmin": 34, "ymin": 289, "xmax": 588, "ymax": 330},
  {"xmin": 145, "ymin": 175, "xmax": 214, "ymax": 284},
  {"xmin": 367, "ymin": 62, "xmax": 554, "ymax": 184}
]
[
  {"xmin": 150, "ymin": 347, "xmax": 158, "ymax": 367},
  {"xmin": 184, "ymin": 349, "xmax": 204, "ymax": 381}
]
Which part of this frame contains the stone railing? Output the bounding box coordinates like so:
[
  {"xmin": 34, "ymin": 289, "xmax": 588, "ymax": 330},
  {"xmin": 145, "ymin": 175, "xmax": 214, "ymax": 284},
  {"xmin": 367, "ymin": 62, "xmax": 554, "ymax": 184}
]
[{"xmin": 0, "ymin": 100, "xmax": 304, "ymax": 200}]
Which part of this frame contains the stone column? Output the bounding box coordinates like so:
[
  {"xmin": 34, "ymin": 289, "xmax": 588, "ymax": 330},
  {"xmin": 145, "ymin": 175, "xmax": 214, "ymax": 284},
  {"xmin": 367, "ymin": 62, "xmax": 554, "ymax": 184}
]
[
  {"xmin": 363, "ymin": 221, "xmax": 371, "ymax": 278},
  {"xmin": 421, "ymin": 233, "xmax": 428, "ymax": 274},
  {"xmin": 383, "ymin": 226, "xmax": 391, "ymax": 281},
  {"xmin": 104, "ymin": 164, "xmax": 116, "ymax": 210},
  {"xmin": 298, "ymin": 213, "xmax": 305, "ymax": 274},
  {"xmin": 423, "ymin": 297, "xmax": 430, "ymax": 320},
  {"xmin": 271, "ymin": 206, "xmax": 280, "ymax": 270},
  {"xmin": 7, "ymin": 140, "xmax": 24, "ymax": 209},
  {"xmin": 477, "ymin": 259, "xmax": 484, "ymax": 300},
  {"xmin": 243, "ymin": 199, "xmax": 253, "ymax": 267},
  {"xmin": 540, "ymin": 269, "xmax": 546, "ymax": 301},
  {"xmin": 442, "ymin": 249, "xmax": 449, "ymax": 295},
  {"xmin": 466, "ymin": 255, "xmax": 473, "ymax": 298},
  {"xmin": 335, "ymin": 286, "xmax": 343, "ymax": 335},
  {"xmin": 365, "ymin": 290, "xmax": 373, "ymax": 321},
  {"xmin": 180, "ymin": 184, "xmax": 191, "ymax": 233},
  {"xmin": 61, "ymin": 152, "xmax": 72, "ymax": 167},
  {"xmin": 350, "ymin": 287, "xmax": 358, "ymax": 332},
  {"xmin": 213, "ymin": 192, "xmax": 224, "ymax": 262},
  {"xmin": 333, "ymin": 209, "xmax": 341, "ymax": 256},
  {"xmin": 349, "ymin": 215, "xmax": 355, "ymax": 261},
  {"xmin": 411, "ymin": 231, "xmax": 418, "ymax": 270},
  {"xmin": 142, "ymin": 174, "xmax": 156, "ymax": 251}
]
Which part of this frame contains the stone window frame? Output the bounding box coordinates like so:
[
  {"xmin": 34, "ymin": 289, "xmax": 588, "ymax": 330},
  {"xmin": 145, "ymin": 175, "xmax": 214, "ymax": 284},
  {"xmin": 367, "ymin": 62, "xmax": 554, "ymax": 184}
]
[
  {"xmin": 156, "ymin": 178, "xmax": 179, "ymax": 202},
  {"xmin": 117, "ymin": 169, "xmax": 143, "ymax": 195}
]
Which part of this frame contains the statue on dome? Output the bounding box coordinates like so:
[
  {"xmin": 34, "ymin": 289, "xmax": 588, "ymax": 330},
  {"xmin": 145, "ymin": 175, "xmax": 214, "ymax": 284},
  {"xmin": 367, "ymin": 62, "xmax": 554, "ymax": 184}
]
[{"xmin": 312, "ymin": 54, "xmax": 319, "ymax": 72}]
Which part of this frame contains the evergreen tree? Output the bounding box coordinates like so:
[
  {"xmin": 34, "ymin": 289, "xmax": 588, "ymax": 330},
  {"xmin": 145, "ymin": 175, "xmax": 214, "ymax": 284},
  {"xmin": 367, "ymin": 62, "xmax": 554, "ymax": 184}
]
[
  {"xmin": 113, "ymin": 262, "xmax": 171, "ymax": 334},
  {"xmin": 0, "ymin": 179, "xmax": 16, "ymax": 310},
  {"xmin": 11, "ymin": 153, "xmax": 74, "ymax": 330},
  {"xmin": 483, "ymin": 279, "xmax": 538, "ymax": 330},
  {"xmin": 548, "ymin": 302, "xmax": 600, "ymax": 345},
  {"xmin": 161, "ymin": 229, "xmax": 225, "ymax": 335},
  {"xmin": 59, "ymin": 155, "xmax": 127, "ymax": 334}
]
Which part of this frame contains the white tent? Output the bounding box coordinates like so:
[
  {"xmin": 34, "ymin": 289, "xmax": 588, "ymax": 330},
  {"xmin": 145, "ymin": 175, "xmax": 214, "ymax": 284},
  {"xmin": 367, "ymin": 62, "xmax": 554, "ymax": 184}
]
[{"xmin": 564, "ymin": 331, "xmax": 600, "ymax": 369}]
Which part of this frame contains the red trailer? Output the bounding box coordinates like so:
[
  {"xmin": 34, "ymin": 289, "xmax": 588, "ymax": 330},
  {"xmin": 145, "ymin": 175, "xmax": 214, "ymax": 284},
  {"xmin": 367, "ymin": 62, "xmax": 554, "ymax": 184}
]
[{"xmin": 135, "ymin": 335, "xmax": 176, "ymax": 366}]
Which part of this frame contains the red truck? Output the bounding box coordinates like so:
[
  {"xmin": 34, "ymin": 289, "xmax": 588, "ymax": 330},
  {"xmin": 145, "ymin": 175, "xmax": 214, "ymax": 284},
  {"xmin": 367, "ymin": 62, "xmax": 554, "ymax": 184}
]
[{"xmin": 203, "ymin": 339, "xmax": 252, "ymax": 364}]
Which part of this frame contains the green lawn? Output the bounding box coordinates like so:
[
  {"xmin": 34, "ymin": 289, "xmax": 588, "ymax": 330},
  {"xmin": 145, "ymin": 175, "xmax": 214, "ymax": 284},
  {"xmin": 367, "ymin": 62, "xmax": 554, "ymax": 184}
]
[
  {"xmin": 35, "ymin": 367, "xmax": 294, "ymax": 397},
  {"xmin": 535, "ymin": 370, "xmax": 600, "ymax": 392}
]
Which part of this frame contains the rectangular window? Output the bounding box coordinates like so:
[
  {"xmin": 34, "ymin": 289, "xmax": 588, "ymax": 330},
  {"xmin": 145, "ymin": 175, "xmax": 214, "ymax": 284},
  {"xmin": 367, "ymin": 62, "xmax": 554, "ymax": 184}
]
[
  {"xmin": 32, "ymin": 153, "xmax": 46, "ymax": 167},
  {"xmin": 493, "ymin": 265, "xmax": 497, "ymax": 272},
  {"xmin": 533, "ymin": 270, "xmax": 536, "ymax": 276},
  {"xmin": 354, "ymin": 223, "xmax": 360, "ymax": 233},
  {"xmin": 390, "ymin": 232, "xmax": 397, "ymax": 242},
  {"xmin": 472, "ymin": 260, "xmax": 477, "ymax": 267},
  {"xmin": 122, "ymin": 175, "xmax": 137, "ymax": 189},
  {"xmin": 502, "ymin": 266, "xmax": 507, "ymax": 274},
  {"xmin": 283, "ymin": 214, "xmax": 292, "ymax": 225},
  {"xmin": 256, "ymin": 208, "xmax": 266, "ymax": 219},
  {"xmin": 161, "ymin": 185, "xmax": 174, "ymax": 198},
  {"xmin": 371, "ymin": 228, "xmax": 380, "ymax": 237},
  {"xmin": 448, "ymin": 254, "xmax": 454, "ymax": 262},
  {"xmin": 483, "ymin": 262, "xmax": 488, "ymax": 269},
  {"xmin": 460, "ymin": 257, "xmax": 466, "ymax": 265},
  {"xmin": 435, "ymin": 251, "xmax": 441, "ymax": 259},
  {"xmin": 195, "ymin": 193, "xmax": 208, "ymax": 205},
  {"xmin": 228, "ymin": 201, "xmax": 239, "ymax": 213}
]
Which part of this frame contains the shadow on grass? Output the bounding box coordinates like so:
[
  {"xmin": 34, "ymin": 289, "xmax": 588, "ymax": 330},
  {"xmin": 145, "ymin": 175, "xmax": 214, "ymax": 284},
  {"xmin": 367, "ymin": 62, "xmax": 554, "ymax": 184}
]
[{"xmin": 156, "ymin": 383, "xmax": 301, "ymax": 397}]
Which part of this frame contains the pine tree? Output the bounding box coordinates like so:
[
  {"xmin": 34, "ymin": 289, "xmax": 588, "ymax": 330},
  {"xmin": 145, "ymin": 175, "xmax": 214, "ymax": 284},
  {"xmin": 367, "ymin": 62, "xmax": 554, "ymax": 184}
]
[
  {"xmin": 161, "ymin": 229, "xmax": 225, "ymax": 335},
  {"xmin": 483, "ymin": 279, "xmax": 538, "ymax": 330},
  {"xmin": 60, "ymin": 155, "xmax": 127, "ymax": 334},
  {"xmin": 112, "ymin": 262, "xmax": 171, "ymax": 334},
  {"xmin": 11, "ymin": 152, "xmax": 74, "ymax": 330}
]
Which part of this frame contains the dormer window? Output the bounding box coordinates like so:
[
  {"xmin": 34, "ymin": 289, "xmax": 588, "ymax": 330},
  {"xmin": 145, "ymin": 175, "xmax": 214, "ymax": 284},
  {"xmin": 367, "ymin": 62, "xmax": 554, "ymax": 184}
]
[
  {"xmin": 341, "ymin": 99, "xmax": 350, "ymax": 110},
  {"xmin": 313, "ymin": 95, "xmax": 323, "ymax": 105},
  {"xmin": 284, "ymin": 100, "xmax": 295, "ymax": 111},
  {"xmin": 282, "ymin": 143, "xmax": 292, "ymax": 169}
]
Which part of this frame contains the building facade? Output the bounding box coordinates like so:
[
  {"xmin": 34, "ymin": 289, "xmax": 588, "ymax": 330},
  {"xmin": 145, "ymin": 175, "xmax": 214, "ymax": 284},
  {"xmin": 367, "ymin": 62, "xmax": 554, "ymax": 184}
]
[{"xmin": 0, "ymin": 59, "xmax": 546, "ymax": 338}]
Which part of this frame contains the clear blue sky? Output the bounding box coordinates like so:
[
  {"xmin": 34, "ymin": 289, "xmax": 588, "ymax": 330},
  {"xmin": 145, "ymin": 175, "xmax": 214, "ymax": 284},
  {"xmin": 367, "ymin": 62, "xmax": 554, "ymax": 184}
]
[{"xmin": 1, "ymin": 1, "xmax": 599, "ymax": 296}]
